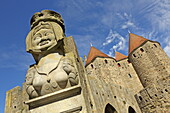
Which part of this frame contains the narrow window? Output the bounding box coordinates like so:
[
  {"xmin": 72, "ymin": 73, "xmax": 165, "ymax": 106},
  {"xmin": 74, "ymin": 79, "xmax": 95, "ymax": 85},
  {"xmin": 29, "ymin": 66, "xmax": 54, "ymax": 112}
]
[
  {"xmin": 128, "ymin": 74, "xmax": 132, "ymax": 78},
  {"xmin": 118, "ymin": 63, "xmax": 121, "ymax": 67},
  {"xmin": 154, "ymin": 44, "xmax": 157, "ymax": 47},
  {"xmin": 77, "ymin": 58, "xmax": 79, "ymax": 62},
  {"xmin": 133, "ymin": 54, "xmax": 136, "ymax": 57},
  {"xmin": 104, "ymin": 59, "xmax": 108, "ymax": 64},
  {"xmin": 91, "ymin": 64, "xmax": 94, "ymax": 68},
  {"xmin": 140, "ymin": 48, "xmax": 144, "ymax": 52},
  {"xmin": 90, "ymin": 101, "xmax": 93, "ymax": 108},
  {"xmin": 127, "ymin": 60, "xmax": 131, "ymax": 63}
]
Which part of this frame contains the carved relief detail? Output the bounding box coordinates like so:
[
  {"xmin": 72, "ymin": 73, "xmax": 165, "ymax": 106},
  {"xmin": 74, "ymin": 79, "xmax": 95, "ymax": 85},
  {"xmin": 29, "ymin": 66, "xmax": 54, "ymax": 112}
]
[{"xmin": 26, "ymin": 57, "xmax": 79, "ymax": 98}]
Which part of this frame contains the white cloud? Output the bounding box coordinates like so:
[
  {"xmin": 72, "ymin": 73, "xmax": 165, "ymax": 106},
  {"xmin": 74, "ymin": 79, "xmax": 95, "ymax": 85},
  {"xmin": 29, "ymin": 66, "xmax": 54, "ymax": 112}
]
[
  {"xmin": 164, "ymin": 44, "xmax": 170, "ymax": 57},
  {"xmin": 116, "ymin": 13, "xmax": 137, "ymax": 30},
  {"xmin": 164, "ymin": 37, "xmax": 170, "ymax": 57},
  {"xmin": 146, "ymin": 0, "xmax": 170, "ymax": 32},
  {"xmin": 102, "ymin": 29, "xmax": 126, "ymax": 57},
  {"xmin": 121, "ymin": 21, "xmax": 135, "ymax": 29},
  {"xmin": 54, "ymin": 0, "xmax": 170, "ymax": 57},
  {"xmin": 108, "ymin": 48, "xmax": 115, "ymax": 57},
  {"xmin": 103, "ymin": 30, "xmax": 115, "ymax": 46}
]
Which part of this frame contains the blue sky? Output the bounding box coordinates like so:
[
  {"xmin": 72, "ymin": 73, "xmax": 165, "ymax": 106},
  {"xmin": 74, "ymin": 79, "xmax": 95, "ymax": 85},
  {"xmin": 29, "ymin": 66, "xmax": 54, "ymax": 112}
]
[{"xmin": 1, "ymin": 0, "xmax": 170, "ymax": 112}]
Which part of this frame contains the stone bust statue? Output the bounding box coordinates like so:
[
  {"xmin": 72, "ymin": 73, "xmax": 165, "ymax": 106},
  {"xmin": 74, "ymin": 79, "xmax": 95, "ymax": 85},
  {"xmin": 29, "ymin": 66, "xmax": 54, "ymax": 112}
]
[{"xmin": 25, "ymin": 10, "xmax": 79, "ymax": 99}]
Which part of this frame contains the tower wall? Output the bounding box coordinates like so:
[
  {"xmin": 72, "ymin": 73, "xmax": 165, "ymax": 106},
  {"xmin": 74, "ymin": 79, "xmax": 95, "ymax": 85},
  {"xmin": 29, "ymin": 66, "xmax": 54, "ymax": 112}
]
[
  {"xmin": 129, "ymin": 40, "xmax": 170, "ymax": 112},
  {"xmin": 129, "ymin": 41, "xmax": 170, "ymax": 87},
  {"xmin": 5, "ymin": 84, "xmax": 29, "ymax": 113},
  {"xmin": 86, "ymin": 57, "xmax": 121, "ymax": 85},
  {"xmin": 116, "ymin": 58, "xmax": 143, "ymax": 94}
]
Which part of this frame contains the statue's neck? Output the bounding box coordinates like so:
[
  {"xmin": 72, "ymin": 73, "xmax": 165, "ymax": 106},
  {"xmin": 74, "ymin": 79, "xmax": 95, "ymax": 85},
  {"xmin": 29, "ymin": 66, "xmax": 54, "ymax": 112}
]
[
  {"xmin": 37, "ymin": 45, "xmax": 64, "ymax": 60},
  {"xmin": 37, "ymin": 52, "xmax": 63, "ymax": 68},
  {"xmin": 37, "ymin": 46, "xmax": 64, "ymax": 67}
]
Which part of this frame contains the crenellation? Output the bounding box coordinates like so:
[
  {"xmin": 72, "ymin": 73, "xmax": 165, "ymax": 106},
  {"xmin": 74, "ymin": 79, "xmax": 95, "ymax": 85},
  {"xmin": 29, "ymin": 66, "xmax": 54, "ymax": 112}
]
[{"xmin": 135, "ymin": 81, "xmax": 170, "ymax": 112}]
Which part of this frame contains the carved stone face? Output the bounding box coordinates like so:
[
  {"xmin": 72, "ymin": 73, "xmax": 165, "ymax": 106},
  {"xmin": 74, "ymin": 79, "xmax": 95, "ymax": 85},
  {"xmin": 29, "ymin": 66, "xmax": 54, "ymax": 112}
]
[{"xmin": 32, "ymin": 28, "xmax": 57, "ymax": 51}]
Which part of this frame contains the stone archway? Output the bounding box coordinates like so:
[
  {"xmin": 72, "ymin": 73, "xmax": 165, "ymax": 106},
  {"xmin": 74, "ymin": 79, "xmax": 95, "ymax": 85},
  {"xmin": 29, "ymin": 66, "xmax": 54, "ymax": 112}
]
[
  {"xmin": 104, "ymin": 103, "xmax": 118, "ymax": 113},
  {"xmin": 128, "ymin": 106, "xmax": 136, "ymax": 113}
]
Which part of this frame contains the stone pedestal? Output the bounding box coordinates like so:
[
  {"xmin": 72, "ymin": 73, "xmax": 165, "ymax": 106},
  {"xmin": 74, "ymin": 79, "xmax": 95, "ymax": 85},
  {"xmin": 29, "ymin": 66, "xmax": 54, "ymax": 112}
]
[{"xmin": 25, "ymin": 85, "xmax": 86, "ymax": 113}]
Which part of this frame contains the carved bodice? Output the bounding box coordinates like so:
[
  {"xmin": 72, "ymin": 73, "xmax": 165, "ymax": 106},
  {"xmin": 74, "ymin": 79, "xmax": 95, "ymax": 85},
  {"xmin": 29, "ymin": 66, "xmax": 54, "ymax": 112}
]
[{"xmin": 25, "ymin": 55, "xmax": 79, "ymax": 98}]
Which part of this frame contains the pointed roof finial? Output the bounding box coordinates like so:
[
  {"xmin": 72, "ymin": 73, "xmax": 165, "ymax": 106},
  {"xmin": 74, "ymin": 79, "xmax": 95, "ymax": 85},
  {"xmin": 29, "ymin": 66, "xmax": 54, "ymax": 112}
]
[
  {"xmin": 90, "ymin": 42, "xmax": 93, "ymax": 47},
  {"xmin": 129, "ymin": 33, "xmax": 148, "ymax": 54},
  {"xmin": 114, "ymin": 48, "xmax": 116, "ymax": 52},
  {"xmin": 128, "ymin": 30, "xmax": 131, "ymax": 33}
]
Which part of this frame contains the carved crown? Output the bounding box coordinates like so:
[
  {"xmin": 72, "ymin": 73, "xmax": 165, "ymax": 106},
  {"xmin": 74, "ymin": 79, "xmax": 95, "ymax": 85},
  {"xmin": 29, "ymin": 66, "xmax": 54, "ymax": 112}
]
[{"xmin": 30, "ymin": 10, "xmax": 65, "ymax": 32}]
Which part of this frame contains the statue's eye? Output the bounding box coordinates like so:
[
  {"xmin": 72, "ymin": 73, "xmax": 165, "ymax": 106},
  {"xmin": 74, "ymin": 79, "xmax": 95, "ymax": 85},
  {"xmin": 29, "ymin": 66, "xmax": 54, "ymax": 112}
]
[
  {"xmin": 33, "ymin": 34, "xmax": 41, "ymax": 40},
  {"xmin": 44, "ymin": 32, "xmax": 51, "ymax": 36},
  {"xmin": 34, "ymin": 36, "xmax": 41, "ymax": 40}
]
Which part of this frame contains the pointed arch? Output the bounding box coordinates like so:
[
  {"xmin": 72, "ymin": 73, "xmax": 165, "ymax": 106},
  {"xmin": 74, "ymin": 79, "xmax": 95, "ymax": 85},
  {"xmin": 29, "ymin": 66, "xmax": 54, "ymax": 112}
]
[
  {"xmin": 128, "ymin": 106, "xmax": 136, "ymax": 113},
  {"xmin": 104, "ymin": 103, "xmax": 118, "ymax": 113}
]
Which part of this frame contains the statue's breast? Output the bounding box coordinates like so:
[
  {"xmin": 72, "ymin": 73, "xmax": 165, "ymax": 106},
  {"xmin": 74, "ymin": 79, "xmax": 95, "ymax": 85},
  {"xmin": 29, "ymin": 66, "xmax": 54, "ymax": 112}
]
[
  {"xmin": 33, "ymin": 74, "xmax": 47, "ymax": 87},
  {"xmin": 25, "ymin": 55, "xmax": 79, "ymax": 98},
  {"xmin": 49, "ymin": 62, "xmax": 69, "ymax": 89}
]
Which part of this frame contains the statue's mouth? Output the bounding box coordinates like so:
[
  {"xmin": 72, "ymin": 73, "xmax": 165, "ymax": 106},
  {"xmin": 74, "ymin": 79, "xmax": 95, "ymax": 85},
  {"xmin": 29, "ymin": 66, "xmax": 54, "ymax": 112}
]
[{"xmin": 39, "ymin": 39, "xmax": 51, "ymax": 46}]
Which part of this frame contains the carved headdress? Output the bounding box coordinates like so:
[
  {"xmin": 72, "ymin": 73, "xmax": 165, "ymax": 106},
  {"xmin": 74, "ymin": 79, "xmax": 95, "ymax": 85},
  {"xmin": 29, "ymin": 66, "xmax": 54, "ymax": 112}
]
[
  {"xmin": 26, "ymin": 10, "xmax": 65, "ymax": 62},
  {"xmin": 30, "ymin": 10, "xmax": 65, "ymax": 31}
]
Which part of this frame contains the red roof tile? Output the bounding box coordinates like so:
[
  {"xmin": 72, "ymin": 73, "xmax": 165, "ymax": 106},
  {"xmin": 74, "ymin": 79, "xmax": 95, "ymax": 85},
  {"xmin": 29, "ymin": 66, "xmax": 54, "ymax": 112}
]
[
  {"xmin": 86, "ymin": 47, "xmax": 110, "ymax": 65},
  {"xmin": 129, "ymin": 33, "xmax": 148, "ymax": 54},
  {"xmin": 115, "ymin": 52, "xmax": 127, "ymax": 61}
]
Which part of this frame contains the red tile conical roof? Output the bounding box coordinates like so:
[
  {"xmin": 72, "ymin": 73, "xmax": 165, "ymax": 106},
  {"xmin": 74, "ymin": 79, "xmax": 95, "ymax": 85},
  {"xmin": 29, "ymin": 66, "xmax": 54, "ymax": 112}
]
[
  {"xmin": 129, "ymin": 33, "xmax": 148, "ymax": 54},
  {"xmin": 86, "ymin": 47, "xmax": 110, "ymax": 65},
  {"xmin": 115, "ymin": 52, "xmax": 127, "ymax": 61}
]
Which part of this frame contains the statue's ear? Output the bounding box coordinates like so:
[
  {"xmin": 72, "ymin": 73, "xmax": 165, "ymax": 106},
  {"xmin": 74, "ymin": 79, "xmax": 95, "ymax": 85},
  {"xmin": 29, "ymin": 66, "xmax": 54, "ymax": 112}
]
[
  {"xmin": 50, "ymin": 22, "xmax": 65, "ymax": 41},
  {"xmin": 26, "ymin": 30, "xmax": 33, "ymax": 53}
]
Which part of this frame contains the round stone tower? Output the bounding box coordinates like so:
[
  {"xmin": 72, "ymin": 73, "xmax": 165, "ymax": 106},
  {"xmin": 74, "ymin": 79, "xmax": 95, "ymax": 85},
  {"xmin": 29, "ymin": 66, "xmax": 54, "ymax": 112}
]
[{"xmin": 128, "ymin": 33, "xmax": 170, "ymax": 87}]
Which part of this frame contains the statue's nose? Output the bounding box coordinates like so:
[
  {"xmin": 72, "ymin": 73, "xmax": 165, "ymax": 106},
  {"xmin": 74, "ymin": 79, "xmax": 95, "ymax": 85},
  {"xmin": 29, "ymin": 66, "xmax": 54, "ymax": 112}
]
[{"xmin": 41, "ymin": 36, "xmax": 48, "ymax": 40}]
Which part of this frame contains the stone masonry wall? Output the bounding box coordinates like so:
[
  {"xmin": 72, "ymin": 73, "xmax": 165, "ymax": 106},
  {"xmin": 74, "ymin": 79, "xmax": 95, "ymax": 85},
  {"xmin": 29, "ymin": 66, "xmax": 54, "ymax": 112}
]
[
  {"xmin": 116, "ymin": 58, "xmax": 143, "ymax": 94},
  {"xmin": 5, "ymin": 83, "xmax": 29, "ymax": 113},
  {"xmin": 135, "ymin": 77, "xmax": 170, "ymax": 112},
  {"xmin": 85, "ymin": 57, "xmax": 142, "ymax": 113},
  {"xmin": 64, "ymin": 36, "xmax": 92, "ymax": 112}
]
